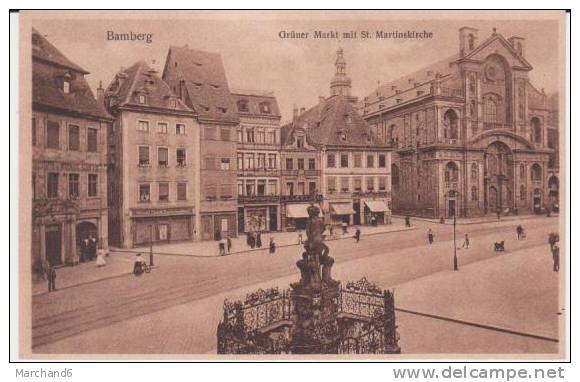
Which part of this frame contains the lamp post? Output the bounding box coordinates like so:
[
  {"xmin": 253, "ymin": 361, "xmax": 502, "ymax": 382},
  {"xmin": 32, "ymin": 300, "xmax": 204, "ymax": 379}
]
[
  {"xmin": 149, "ymin": 224, "xmax": 154, "ymax": 266},
  {"xmin": 453, "ymin": 215, "xmax": 458, "ymax": 271}
]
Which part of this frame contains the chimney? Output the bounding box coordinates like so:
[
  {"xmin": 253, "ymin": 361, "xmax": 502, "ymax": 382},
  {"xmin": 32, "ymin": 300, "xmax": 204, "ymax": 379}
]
[{"xmin": 96, "ymin": 80, "xmax": 105, "ymax": 104}]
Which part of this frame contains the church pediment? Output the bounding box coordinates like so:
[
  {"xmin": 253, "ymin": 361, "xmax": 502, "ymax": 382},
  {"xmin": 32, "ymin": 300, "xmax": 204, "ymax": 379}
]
[
  {"xmin": 470, "ymin": 129, "xmax": 535, "ymax": 150},
  {"xmin": 460, "ymin": 35, "xmax": 533, "ymax": 71}
]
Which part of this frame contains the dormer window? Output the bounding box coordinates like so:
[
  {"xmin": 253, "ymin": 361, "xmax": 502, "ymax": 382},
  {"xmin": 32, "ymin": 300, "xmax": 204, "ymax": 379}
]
[
  {"xmin": 169, "ymin": 99, "xmax": 177, "ymax": 108},
  {"xmin": 62, "ymin": 72, "xmax": 72, "ymax": 94},
  {"xmin": 237, "ymin": 100, "xmax": 249, "ymax": 112},
  {"xmin": 259, "ymin": 102, "xmax": 271, "ymax": 114},
  {"xmin": 138, "ymin": 94, "xmax": 147, "ymax": 104},
  {"xmin": 296, "ymin": 136, "xmax": 304, "ymax": 148}
]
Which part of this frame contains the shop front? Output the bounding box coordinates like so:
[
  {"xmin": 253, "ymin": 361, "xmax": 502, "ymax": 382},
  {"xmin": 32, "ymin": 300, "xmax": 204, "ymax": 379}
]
[
  {"xmin": 362, "ymin": 199, "xmax": 391, "ymax": 225},
  {"xmin": 329, "ymin": 202, "xmax": 355, "ymax": 225},
  {"xmin": 284, "ymin": 203, "xmax": 324, "ymax": 231},
  {"xmin": 131, "ymin": 207, "xmax": 195, "ymax": 246}
]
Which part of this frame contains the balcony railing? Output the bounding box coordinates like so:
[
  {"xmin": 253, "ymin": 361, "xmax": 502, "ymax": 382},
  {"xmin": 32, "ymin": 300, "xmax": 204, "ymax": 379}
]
[
  {"xmin": 280, "ymin": 194, "xmax": 323, "ymax": 203},
  {"xmin": 238, "ymin": 169, "xmax": 280, "ymax": 177},
  {"xmin": 352, "ymin": 190, "xmax": 391, "ymax": 198},
  {"xmin": 238, "ymin": 194, "xmax": 280, "ymax": 204}
]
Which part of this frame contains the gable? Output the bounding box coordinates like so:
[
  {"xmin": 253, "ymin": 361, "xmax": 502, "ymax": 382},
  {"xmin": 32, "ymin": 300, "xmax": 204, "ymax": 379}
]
[{"xmin": 462, "ymin": 35, "xmax": 532, "ymax": 70}]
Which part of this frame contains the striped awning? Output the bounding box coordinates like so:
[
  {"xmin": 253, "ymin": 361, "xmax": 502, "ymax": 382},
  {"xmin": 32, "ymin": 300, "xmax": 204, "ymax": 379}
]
[
  {"xmin": 330, "ymin": 203, "xmax": 355, "ymax": 215},
  {"xmin": 364, "ymin": 200, "xmax": 390, "ymax": 213}
]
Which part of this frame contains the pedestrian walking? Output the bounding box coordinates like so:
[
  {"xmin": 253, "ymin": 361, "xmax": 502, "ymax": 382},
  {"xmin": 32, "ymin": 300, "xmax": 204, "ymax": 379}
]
[
  {"xmin": 226, "ymin": 236, "xmax": 232, "ymax": 254},
  {"xmin": 497, "ymin": 210, "xmax": 501, "ymax": 221},
  {"xmin": 47, "ymin": 265, "xmax": 57, "ymax": 292},
  {"xmin": 298, "ymin": 232, "xmax": 303, "ymax": 245},
  {"xmin": 552, "ymin": 244, "xmax": 560, "ymax": 272},
  {"xmin": 219, "ymin": 238, "xmax": 226, "ymax": 256},
  {"xmin": 96, "ymin": 248, "xmax": 107, "ymax": 267},
  {"xmin": 256, "ymin": 232, "xmax": 263, "ymax": 248},
  {"xmin": 354, "ymin": 228, "xmax": 361, "ymax": 243},
  {"xmin": 462, "ymin": 233, "xmax": 470, "ymax": 249},
  {"xmin": 516, "ymin": 225, "xmax": 524, "ymax": 240},
  {"xmin": 89, "ymin": 235, "xmax": 97, "ymax": 261},
  {"xmin": 439, "ymin": 216, "xmax": 445, "ymax": 224},
  {"xmin": 249, "ymin": 233, "xmax": 256, "ymax": 249},
  {"xmin": 405, "ymin": 216, "xmax": 411, "ymax": 227},
  {"xmin": 269, "ymin": 237, "xmax": 276, "ymax": 254},
  {"xmin": 427, "ymin": 228, "xmax": 434, "ymax": 244},
  {"xmin": 214, "ymin": 229, "xmax": 222, "ymax": 241}
]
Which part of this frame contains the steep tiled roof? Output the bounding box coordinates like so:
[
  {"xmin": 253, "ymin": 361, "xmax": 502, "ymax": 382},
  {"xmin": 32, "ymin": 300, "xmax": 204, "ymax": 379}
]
[
  {"xmin": 231, "ymin": 91, "xmax": 281, "ymax": 118},
  {"xmin": 289, "ymin": 95, "xmax": 385, "ymax": 148},
  {"xmin": 32, "ymin": 29, "xmax": 111, "ymax": 120},
  {"xmin": 162, "ymin": 46, "xmax": 238, "ymax": 123},
  {"xmin": 104, "ymin": 60, "xmax": 193, "ymax": 114},
  {"xmin": 361, "ymin": 54, "xmax": 460, "ymax": 115},
  {"xmin": 32, "ymin": 28, "xmax": 88, "ymax": 74}
]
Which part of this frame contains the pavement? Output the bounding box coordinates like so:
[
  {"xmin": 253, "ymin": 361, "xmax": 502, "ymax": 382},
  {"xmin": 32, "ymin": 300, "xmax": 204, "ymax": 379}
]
[
  {"xmin": 29, "ymin": 215, "xmax": 562, "ymax": 357},
  {"xmin": 392, "ymin": 213, "xmax": 554, "ymax": 225}
]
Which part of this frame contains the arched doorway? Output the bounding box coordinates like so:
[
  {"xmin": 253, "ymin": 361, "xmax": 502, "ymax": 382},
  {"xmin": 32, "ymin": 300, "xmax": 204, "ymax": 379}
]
[{"xmin": 484, "ymin": 142, "xmax": 514, "ymax": 214}]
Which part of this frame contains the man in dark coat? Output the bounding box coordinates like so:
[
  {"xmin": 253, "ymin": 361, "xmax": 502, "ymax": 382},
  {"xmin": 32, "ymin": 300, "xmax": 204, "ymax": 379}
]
[
  {"xmin": 256, "ymin": 232, "xmax": 262, "ymax": 248},
  {"xmin": 552, "ymin": 245, "xmax": 560, "ymax": 272},
  {"xmin": 47, "ymin": 265, "xmax": 57, "ymax": 292},
  {"xmin": 354, "ymin": 228, "xmax": 361, "ymax": 243}
]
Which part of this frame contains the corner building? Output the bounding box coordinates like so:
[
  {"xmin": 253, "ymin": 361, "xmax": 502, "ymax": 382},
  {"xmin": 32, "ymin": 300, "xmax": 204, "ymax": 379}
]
[
  {"xmin": 361, "ymin": 27, "xmax": 559, "ymax": 218},
  {"xmin": 31, "ymin": 29, "xmax": 112, "ymax": 267}
]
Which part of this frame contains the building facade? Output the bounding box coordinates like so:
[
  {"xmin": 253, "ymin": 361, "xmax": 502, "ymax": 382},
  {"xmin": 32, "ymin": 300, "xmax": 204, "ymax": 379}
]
[
  {"xmin": 104, "ymin": 61, "xmax": 199, "ymax": 248},
  {"xmin": 231, "ymin": 91, "xmax": 282, "ymax": 234},
  {"xmin": 163, "ymin": 46, "xmax": 239, "ymax": 240},
  {"xmin": 361, "ymin": 27, "xmax": 559, "ymax": 218},
  {"xmin": 31, "ymin": 29, "xmax": 112, "ymax": 267},
  {"xmin": 280, "ymin": 114, "xmax": 323, "ymax": 231},
  {"xmin": 287, "ymin": 48, "xmax": 392, "ymax": 228}
]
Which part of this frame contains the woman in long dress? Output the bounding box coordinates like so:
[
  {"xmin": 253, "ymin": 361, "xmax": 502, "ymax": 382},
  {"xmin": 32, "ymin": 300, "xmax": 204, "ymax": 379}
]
[
  {"xmin": 133, "ymin": 253, "xmax": 144, "ymax": 276},
  {"xmin": 96, "ymin": 249, "xmax": 107, "ymax": 267}
]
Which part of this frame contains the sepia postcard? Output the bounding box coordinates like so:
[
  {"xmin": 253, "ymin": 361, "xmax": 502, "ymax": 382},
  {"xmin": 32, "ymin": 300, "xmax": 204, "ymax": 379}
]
[{"xmin": 16, "ymin": 10, "xmax": 568, "ymax": 360}]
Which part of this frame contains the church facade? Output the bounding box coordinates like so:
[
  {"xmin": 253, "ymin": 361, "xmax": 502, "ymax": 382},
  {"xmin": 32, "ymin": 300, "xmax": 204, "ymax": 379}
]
[{"xmin": 361, "ymin": 27, "xmax": 559, "ymax": 218}]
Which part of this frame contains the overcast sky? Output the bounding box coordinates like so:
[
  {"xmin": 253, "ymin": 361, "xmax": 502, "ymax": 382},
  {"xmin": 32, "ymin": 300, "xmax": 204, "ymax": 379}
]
[{"xmin": 32, "ymin": 14, "xmax": 562, "ymax": 124}]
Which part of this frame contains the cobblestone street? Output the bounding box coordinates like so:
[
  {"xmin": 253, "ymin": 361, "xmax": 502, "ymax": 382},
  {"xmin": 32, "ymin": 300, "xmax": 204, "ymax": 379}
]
[{"xmin": 30, "ymin": 216, "xmax": 562, "ymax": 355}]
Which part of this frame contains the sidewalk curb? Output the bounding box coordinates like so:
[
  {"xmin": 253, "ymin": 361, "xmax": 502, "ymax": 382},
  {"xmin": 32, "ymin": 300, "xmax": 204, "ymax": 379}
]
[
  {"xmin": 113, "ymin": 226, "xmax": 417, "ymax": 259},
  {"xmin": 392, "ymin": 214, "xmax": 556, "ymax": 226}
]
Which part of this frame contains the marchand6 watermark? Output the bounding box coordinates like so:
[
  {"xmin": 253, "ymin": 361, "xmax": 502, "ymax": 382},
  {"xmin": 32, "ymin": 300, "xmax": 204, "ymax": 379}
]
[{"xmin": 16, "ymin": 368, "xmax": 73, "ymax": 378}]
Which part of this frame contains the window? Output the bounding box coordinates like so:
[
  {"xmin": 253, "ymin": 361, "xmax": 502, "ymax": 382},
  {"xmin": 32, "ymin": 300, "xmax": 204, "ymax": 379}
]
[
  {"xmin": 63, "ymin": 79, "xmax": 71, "ymax": 94},
  {"xmin": 32, "ymin": 118, "xmax": 37, "ymax": 146},
  {"xmin": 221, "ymin": 158, "xmax": 231, "ymax": 170},
  {"xmin": 268, "ymin": 180, "xmax": 277, "ymax": 195},
  {"xmin": 341, "ymin": 177, "xmax": 350, "ymax": 192},
  {"xmin": 327, "ymin": 177, "xmax": 336, "ymax": 193},
  {"xmin": 260, "ymin": 102, "xmax": 271, "ymax": 114},
  {"xmin": 520, "ymin": 185, "xmax": 526, "ymax": 201},
  {"xmin": 531, "ymin": 118, "xmax": 542, "ymax": 144},
  {"xmin": 176, "ymin": 149, "xmax": 186, "ymax": 167},
  {"xmin": 139, "ymin": 146, "xmax": 150, "ymax": 166},
  {"xmin": 245, "ymin": 153, "xmax": 255, "ymax": 169},
  {"xmin": 354, "ymin": 154, "xmax": 362, "ymax": 168},
  {"xmin": 137, "ymin": 120, "xmax": 149, "ymax": 132},
  {"xmin": 177, "ymin": 183, "xmax": 187, "ymax": 201},
  {"xmin": 157, "ymin": 122, "xmax": 168, "ymax": 134},
  {"xmin": 68, "ymin": 125, "xmax": 80, "ymax": 151},
  {"xmin": 445, "ymin": 162, "xmax": 459, "ymax": 182},
  {"xmin": 237, "ymin": 100, "xmax": 249, "ymax": 112},
  {"xmin": 296, "ymin": 137, "xmax": 304, "ymax": 148},
  {"xmin": 158, "ymin": 183, "xmax": 169, "ymax": 202},
  {"xmin": 138, "ymin": 94, "xmax": 147, "ymax": 104},
  {"xmin": 297, "ymin": 182, "xmax": 305, "ymax": 195},
  {"xmin": 298, "ymin": 158, "xmax": 305, "ymax": 170},
  {"xmin": 340, "ymin": 154, "xmax": 349, "ymax": 168},
  {"xmin": 246, "ymin": 128, "xmax": 255, "ymax": 143},
  {"xmin": 47, "ymin": 173, "xmax": 59, "ymax": 198},
  {"xmin": 268, "ymin": 154, "xmax": 277, "ymax": 169},
  {"xmin": 204, "ymin": 126, "xmax": 216, "ymax": 140},
  {"xmin": 354, "ymin": 177, "xmax": 362, "ymax": 191},
  {"xmin": 484, "ymin": 98, "xmax": 497, "ymax": 123},
  {"xmin": 392, "ymin": 164, "xmax": 400, "ymax": 187},
  {"xmin": 87, "ymin": 128, "xmax": 98, "ymax": 152},
  {"xmin": 379, "ymin": 154, "xmax": 386, "ymax": 168},
  {"xmin": 158, "ymin": 147, "xmax": 168, "ymax": 167},
  {"xmin": 238, "ymin": 182, "xmax": 244, "ymax": 196},
  {"xmin": 286, "ymin": 158, "xmax": 294, "ymax": 170},
  {"xmin": 308, "ymin": 158, "xmax": 316, "ymax": 170},
  {"xmin": 444, "ymin": 110, "xmax": 459, "ymax": 139},
  {"xmin": 286, "ymin": 182, "xmax": 294, "ymax": 196},
  {"xmin": 267, "ymin": 131, "xmax": 276, "ymax": 144},
  {"xmin": 257, "ymin": 153, "xmax": 266, "ymax": 169},
  {"xmin": 237, "ymin": 129, "xmax": 243, "ymax": 142},
  {"xmin": 139, "ymin": 184, "xmax": 151, "ymax": 202},
  {"xmin": 246, "ymin": 180, "xmax": 256, "ymax": 196},
  {"xmin": 306, "ymin": 182, "xmax": 315, "ymax": 195},
  {"xmin": 220, "ymin": 127, "xmax": 230, "ymax": 141},
  {"xmin": 88, "ymin": 174, "xmax": 98, "ymax": 197},
  {"xmin": 257, "ymin": 129, "xmax": 265, "ymax": 143},
  {"xmin": 46, "ymin": 121, "xmax": 60, "ymax": 149},
  {"xmin": 379, "ymin": 176, "xmax": 387, "ymax": 191},
  {"xmin": 237, "ymin": 153, "xmax": 243, "ymax": 170},
  {"xmin": 366, "ymin": 177, "xmax": 375, "ymax": 191},
  {"xmin": 68, "ymin": 174, "xmax": 79, "ymax": 199},
  {"xmin": 257, "ymin": 180, "xmax": 266, "ymax": 196},
  {"xmin": 531, "ymin": 164, "xmax": 542, "ymax": 181},
  {"xmin": 471, "ymin": 186, "xmax": 478, "ymax": 201},
  {"xmin": 327, "ymin": 154, "xmax": 336, "ymax": 168},
  {"xmin": 519, "ymin": 163, "xmax": 526, "ymax": 179},
  {"xmin": 367, "ymin": 155, "xmax": 375, "ymax": 168}
]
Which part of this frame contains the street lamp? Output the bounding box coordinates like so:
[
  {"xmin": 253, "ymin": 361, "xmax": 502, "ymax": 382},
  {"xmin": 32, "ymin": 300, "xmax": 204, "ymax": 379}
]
[
  {"xmin": 453, "ymin": 215, "xmax": 458, "ymax": 271},
  {"xmin": 149, "ymin": 224, "xmax": 154, "ymax": 266}
]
